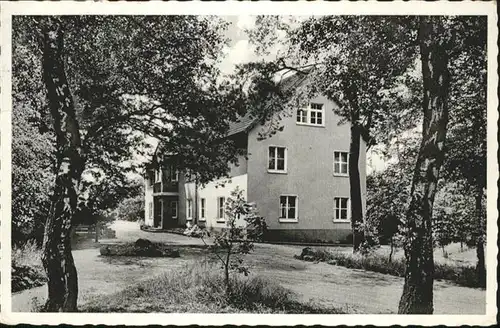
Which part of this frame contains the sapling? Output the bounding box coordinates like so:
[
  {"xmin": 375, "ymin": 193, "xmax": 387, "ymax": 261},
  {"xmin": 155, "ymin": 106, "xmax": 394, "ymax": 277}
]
[{"xmin": 201, "ymin": 187, "xmax": 266, "ymax": 297}]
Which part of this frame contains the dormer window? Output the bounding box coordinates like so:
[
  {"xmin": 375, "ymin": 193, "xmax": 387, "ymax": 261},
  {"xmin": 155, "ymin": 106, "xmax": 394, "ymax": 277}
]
[{"xmin": 296, "ymin": 103, "xmax": 324, "ymax": 126}]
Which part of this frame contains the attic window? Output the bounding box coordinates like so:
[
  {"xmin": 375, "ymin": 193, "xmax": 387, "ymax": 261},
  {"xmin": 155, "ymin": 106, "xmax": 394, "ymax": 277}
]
[{"xmin": 296, "ymin": 103, "xmax": 324, "ymax": 126}]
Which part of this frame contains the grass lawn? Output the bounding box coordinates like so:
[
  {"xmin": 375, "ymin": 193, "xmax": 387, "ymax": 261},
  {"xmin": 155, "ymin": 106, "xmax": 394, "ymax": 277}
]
[{"xmin": 80, "ymin": 262, "xmax": 344, "ymax": 314}]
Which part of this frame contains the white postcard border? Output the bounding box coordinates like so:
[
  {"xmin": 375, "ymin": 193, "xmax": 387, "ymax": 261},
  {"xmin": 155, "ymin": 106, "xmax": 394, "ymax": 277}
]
[{"xmin": 0, "ymin": 0, "xmax": 497, "ymax": 326}]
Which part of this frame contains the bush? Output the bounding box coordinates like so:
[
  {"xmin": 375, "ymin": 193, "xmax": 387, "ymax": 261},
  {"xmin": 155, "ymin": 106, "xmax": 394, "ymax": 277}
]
[
  {"xmin": 434, "ymin": 263, "xmax": 484, "ymax": 288},
  {"xmin": 11, "ymin": 241, "xmax": 47, "ymax": 292},
  {"xmin": 295, "ymin": 247, "xmax": 484, "ymax": 289},
  {"xmin": 81, "ymin": 263, "xmax": 344, "ymax": 313},
  {"xmin": 99, "ymin": 239, "xmax": 180, "ymax": 257},
  {"xmin": 184, "ymin": 224, "xmax": 204, "ymax": 238}
]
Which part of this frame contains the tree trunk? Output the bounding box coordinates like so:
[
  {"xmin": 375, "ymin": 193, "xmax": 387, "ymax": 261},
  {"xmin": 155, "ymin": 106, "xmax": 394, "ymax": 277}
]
[
  {"xmin": 398, "ymin": 17, "xmax": 450, "ymax": 314},
  {"xmin": 389, "ymin": 236, "xmax": 394, "ymax": 263},
  {"xmin": 225, "ymin": 247, "xmax": 231, "ymax": 296},
  {"xmin": 475, "ymin": 186, "xmax": 486, "ymax": 288},
  {"xmin": 40, "ymin": 17, "xmax": 84, "ymax": 312},
  {"xmin": 349, "ymin": 125, "xmax": 364, "ymax": 252}
]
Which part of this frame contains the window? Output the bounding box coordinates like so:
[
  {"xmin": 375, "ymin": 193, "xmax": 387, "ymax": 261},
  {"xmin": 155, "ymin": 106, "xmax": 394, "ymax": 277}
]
[
  {"xmin": 296, "ymin": 103, "xmax": 324, "ymax": 126},
  {"xmin": 149, "ymin": 171, "xmax": 155, "ymax": 186},
  {"xmin": 154, "ymin": 167, "xmax": 162, "ymax": 183},
  {"xmin": 334, "ymin": 197, "xmax": 349, "ymax": 222},
  {"xmin": 200, "ymin": 198, "xmax": 206, "ymax": 221},
  {"xmin": 268, "ymin": 146, "xmax": 287, "ymax": 173},
  {"xmin": 168, "ymin": 165, "xmax": 179, "ymax": 182},
  {"xmin": 310, "ymin": 103, "xmax": 323, "ymax": 125},
  {"xmin": 296, "ymin": 109, "xmax": 307, "ymax": 123},
  {"xmin": 148, "ymin": 202, "xmax": 153, "ymax": 219},
  {"xmin": 187, "ymin": 199, "xmax": 193, "ymax": 220},
  {"xmin": 217, "ymin": 197, "xmax": 225, "ymax": 221},
  {"xmin": 334, "ymin": 151, "xmax": 349, "ymax": 175},
  {"xmin": 279, "ymin": 195, "xmax": 298, "ymax": 221},
  {"xmin": 171, "ymin": 201, "xmax": 178, "ymax": 219}
]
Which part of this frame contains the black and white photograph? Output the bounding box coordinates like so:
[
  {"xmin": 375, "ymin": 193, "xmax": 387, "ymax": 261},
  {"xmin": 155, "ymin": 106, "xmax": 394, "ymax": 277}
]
[{"xmin": 0, "ymin": 1, "xmax": 497, "ymax": 326}]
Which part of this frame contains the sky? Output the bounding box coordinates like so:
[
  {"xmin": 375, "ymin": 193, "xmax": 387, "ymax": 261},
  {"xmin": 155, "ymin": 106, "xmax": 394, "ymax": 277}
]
[
  {"xmin": 218, "ymin": 15, "xmax": 258, "ymax": 74},
  {"xmin": 137, "ymin": 15, "xmax": 387, "ymax": 175}
]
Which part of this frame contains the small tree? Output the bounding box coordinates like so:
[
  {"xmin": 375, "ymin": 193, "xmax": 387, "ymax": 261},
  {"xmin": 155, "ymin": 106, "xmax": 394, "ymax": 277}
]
[{"xmin": 205, "ymin": 187, "xmax": 266, "ymax": 297}]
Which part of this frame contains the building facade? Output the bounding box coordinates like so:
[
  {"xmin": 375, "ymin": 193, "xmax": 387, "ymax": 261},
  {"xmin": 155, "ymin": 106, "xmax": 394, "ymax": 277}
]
[{"xmin": 144, "ymin": 94, "xmax": 367, "ymax": 244}]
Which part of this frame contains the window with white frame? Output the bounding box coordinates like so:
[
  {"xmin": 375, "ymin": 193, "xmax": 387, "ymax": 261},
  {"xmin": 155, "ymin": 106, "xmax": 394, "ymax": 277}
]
[
  {"xmin": 148, "ymin": 202, "xmax": 153, "ymax": 219},
  {"xmin": 154, "ymin": 167, "xmax": 162, "ymax": 183},
  {"xmin": 187, "ymin": 199, "xmax": 193, "ymax": 220},
  {"xmin": 334, "ymin": 151, "xmax": 349, "ymax": 175},
  {"xmin": 296, "ymin": 103, "xmax": 324, "ymax": 126},
  {"xmin": 310, "ymin": 103, "xmax": 324, "ymax": 125},
  {"xmin": 296, "ymin": 108, "xmax": 307, "ymax": 123},
  {"xmin": 279, "ymin": 195, "xmax": 298, "ymax": 221},
  {"xmin": 200, "ymin": 198, "xmax": 206, "ymax": 221},
  {"xmin": 268, "ymin": 146, "xmax": 287, "ymax": 172},
  {"xmin": 167, "ymin": 165, "xmax": 179, "ymax": 182},
  {"xmin": 217, "ymin": 197, "xmax": 225, "ymax": 221},
  {"xmin": 334, "ymin": 197, "xmax": 349, "ymax": 222},
  {"xmin": 171, "ymin": 201, "xmax": 178, "ymax": 219}
]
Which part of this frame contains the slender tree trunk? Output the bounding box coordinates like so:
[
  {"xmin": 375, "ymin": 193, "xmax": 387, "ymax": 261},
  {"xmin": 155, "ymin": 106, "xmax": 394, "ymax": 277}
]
[
  {"xmin": 225, "ymin": 246, "xmax": 231, "ymax": 296},
  {"xmin": 349, "ymin": 125, "xmax": 364, "ymax": 252},
  {"xmin": 389, "ymin": 236, "xmax": 394, "ymax": 263},
  {"xmin": 475, "ymin": 186, "xmax": 486, "ymax": 288},
  {"xmin": 398, "ymin": 17, "xmax": 450, "ymax": 314},
  {"xmin": 40, "ymin": 17, "xmax": 84, "ymax": 312}
]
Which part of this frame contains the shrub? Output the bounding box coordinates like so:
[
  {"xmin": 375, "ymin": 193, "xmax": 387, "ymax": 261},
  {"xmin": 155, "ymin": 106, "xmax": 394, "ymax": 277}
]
[
  {"xmin": 11, "ymin": 241, "xmax": 47, "ymax": 292},
  {"xmin": 184, "ymin": 224, "xmax": 204, "ymax": 238},
  {"xmin": 295, "ymin": 247, "xmax": 484, "ymax": 288},
  {"xmin": 99, "ymin": 239, "xmax": 180, "ymax": 257}
]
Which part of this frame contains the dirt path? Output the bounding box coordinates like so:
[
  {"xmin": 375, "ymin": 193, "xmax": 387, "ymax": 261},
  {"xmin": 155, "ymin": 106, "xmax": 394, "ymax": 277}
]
[
  {"xmin": 247, "ymin": 243, "xmax": 485, "ymax": 314},
  {"xmin": 12, "ymin": 221, "xmax": 486, "ymax": 314}
]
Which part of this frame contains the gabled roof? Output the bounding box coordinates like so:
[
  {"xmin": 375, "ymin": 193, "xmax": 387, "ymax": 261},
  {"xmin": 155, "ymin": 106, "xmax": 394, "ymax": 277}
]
[{"xmin": 227, "ymin": 112, "xmax": 258, "ymax": 136}]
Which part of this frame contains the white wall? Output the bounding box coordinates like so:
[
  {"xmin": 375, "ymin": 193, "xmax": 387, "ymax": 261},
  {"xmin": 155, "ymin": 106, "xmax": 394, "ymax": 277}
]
[
  {"xmin": 183, "ymin": 174, "xmax": 248, "ymax": 230},
  {"xmin": 144, "ymin": 175, "xmax": 154, "ymax": 226}
]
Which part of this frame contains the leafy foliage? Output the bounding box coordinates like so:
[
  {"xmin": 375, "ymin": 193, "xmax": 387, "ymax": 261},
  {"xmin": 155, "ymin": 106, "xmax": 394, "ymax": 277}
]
[
  {"xmin": 11, "ymin": 23, "xmax": 55, "ymax": 245},
  {"xmin": 110, "ymin": 194, "xmax": 145, "ymax": 222},
  {"xmin": 12, "ymin": 15, "xmax": 247, "ymax": 246}
]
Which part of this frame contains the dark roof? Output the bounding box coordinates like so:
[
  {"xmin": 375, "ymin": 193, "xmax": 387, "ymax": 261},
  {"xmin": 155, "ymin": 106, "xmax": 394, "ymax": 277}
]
[{"xmin": 227, "ymin": 112, "xmax": 258, "ymax": 136}]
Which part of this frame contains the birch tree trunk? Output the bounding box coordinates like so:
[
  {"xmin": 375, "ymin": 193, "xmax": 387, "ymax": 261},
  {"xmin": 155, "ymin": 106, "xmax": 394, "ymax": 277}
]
[
  {"xmin": 40, "ymin": 17, "xmax": 84, "ymax": 312},
  {"xmin": 398, "ymin": 16, "xmax": 450, "ymax": 314}
]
